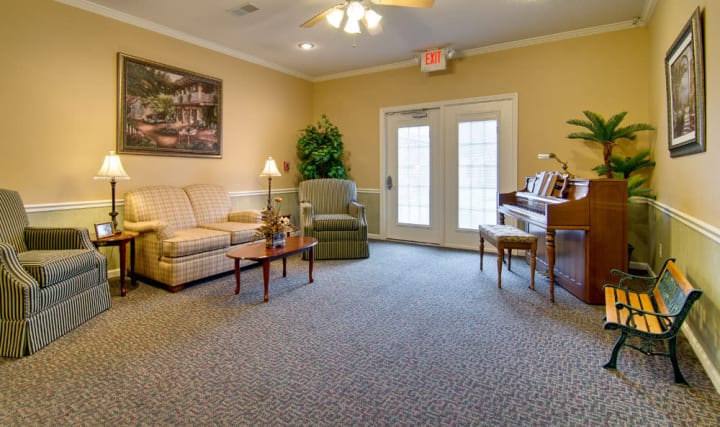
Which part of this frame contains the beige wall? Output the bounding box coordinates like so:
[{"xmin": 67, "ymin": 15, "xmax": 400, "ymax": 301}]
[
  {"xmin": 0, "ymin": 0, "xmax": 312, "ymax": 205},
  {"xmin": 646, "ymin": 0, "xmax": 719, "ymax": 247},
  {"xmin": 313, "ymin": 28, "xmax": 651, "ymax": 188},
  {"xmin": 648, "ymin": 0, "xmax": 718, "ymax": 228},
  {"xmin": 646, "ymin": 0, "xmax": 720, "ymax": 387}
]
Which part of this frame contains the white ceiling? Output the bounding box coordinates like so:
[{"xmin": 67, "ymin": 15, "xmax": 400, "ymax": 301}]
[{"xmin": 60, "ymin": 0, "xmax": 655, "ymax": 81}]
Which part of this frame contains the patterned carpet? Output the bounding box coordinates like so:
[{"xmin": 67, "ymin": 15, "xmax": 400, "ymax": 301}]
[{"xmin": 1, "ymin": 240, "xmax": 719, "ymax": 425}]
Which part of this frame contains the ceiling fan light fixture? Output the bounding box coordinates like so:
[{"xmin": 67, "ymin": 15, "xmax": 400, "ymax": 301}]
[
  {"xmin": 344, "ymin": 17, "xmax": 362, "ymax": 34},
  {"xmin": 326, "ymin": 8, "xmax": 344, "ymax": 28},
  {"xmin": 346, "ymin": 1, "xmax": 365, "ymax": 20},
  {"xmin": 363, "ymin": 9, "xmax": 382, "ymax": 28}
]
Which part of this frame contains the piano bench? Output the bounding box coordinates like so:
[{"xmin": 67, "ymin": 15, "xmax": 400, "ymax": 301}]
[{"xmin": 478, "ymin": 224, "xmax": 539, "ymax": 296}]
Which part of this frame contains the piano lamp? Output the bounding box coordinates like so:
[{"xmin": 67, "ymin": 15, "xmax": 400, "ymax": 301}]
[
  {"xmin": 260, "ymin": 156, "xmax": 281, "ymax": 211},
  {"xmin": 94, "ymin": 150, "xmax": 130, "ymax": 231},
  {"xmin": 537, "ymin": 153, "xmax": 571, "ymax": 175}
]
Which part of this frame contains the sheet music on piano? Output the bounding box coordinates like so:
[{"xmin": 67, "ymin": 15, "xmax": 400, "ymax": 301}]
[{"xmin": 497, "ymin": 171, "xmax": 628, "ymax": 304}]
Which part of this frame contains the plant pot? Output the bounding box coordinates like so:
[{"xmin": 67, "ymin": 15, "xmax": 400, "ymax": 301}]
[{"xmin": 265, "ymin": 232, "xmax": 286, "ymax": 248}]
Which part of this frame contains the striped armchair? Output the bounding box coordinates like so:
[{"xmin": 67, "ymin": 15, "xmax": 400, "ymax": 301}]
[
  {"xmin": 299, "ymin": 179, "xmax": 369, "ymax": 260},
  {"xmin": 0, "ymin": 189, "xmax": 111, "ymax": 357}
]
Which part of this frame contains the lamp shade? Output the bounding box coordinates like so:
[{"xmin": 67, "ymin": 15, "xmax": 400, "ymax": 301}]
[
  {"xmin": 346, "ymin": 1, "xmax": 365, "ymax": 20},
  {"xmin": 364, "ymin": 9, "xmax": 382, "ymax": 28},
  {"xmin": 260, "ymin": 157, "xmax": 281, "ymax": 177},
  {"xmin": 326, "ymin": 8, "xmax": 344, "ymax": 28},
  {"xmin": 94, "ymin": 150, "xmax": 130, "ymax": 180},
  {"xmin": 344, "ymin": 18, "xmax": 361, "ymax": 34}
]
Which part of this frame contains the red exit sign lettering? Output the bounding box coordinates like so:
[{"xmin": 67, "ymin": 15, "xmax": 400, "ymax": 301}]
[{"xmin": 421, "ymin": 48, "xmax": 447, "ymax": 72}]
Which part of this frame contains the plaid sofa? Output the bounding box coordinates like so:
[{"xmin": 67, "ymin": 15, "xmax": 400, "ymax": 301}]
[
  {"xmin": 0, "ymin": 189, "xmax": 111, "ymax": 357},
  {"xmin": 123, "ymin": 184, "xmax": 263, "ymax": 292}
]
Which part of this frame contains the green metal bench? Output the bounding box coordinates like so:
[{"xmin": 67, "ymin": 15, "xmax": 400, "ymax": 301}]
[{"xmin": 602, "ymin": 258, "xmax": 703, "ymax": 385}]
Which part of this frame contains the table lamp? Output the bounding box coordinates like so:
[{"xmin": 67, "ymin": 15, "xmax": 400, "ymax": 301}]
[
  {"xmin": 260, "ymin": 156, "xmax": 281, "ymax": 211},
  {"xmin": 94, "ymin": 150, "xmax": 130, "ymax": 231},
  {"xmin": 537, "ymin": 152, "xmax": 572, "ymax": 176}
]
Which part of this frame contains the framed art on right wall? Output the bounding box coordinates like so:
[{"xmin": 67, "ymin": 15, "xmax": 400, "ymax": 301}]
[{"xmin": 665, "ymin": 7, "xmax": 705, "ymax": 158}]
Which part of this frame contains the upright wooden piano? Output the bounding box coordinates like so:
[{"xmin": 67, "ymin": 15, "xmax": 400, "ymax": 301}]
[{"xmin": 498, "ymin": 171, "xmax": 627, "ymax": 304}]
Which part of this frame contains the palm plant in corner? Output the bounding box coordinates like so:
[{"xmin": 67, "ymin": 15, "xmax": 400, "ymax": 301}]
[{"xmin": 566, "ymin": 110, "xmax": 656, "ymax": 198}]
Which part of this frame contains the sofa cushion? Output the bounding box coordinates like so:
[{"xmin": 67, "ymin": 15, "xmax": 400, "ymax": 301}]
[
  {"xmin": 162, "ymin": 228, "xmax": 230, "ymax": 258},
  {"xmin": 184, "ymin": 184, "xmax": 231, "ymax": 225},
  {"xmin": 17, "ymin": 249, "xmax": 96, "ymax": 287},
  {"xmin": 124, "ymin": 186, "xmax": 197, "ymax": 231},
  {"xmin": 200, "ymin": 222, "xmax": 262, "ymax": 245},
  {"xmin": 313, "ymin": 214, "xmax": 359, "ymax": 231}
]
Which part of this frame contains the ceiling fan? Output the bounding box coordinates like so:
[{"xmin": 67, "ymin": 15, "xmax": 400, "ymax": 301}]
[{"xmin": 300, "ymin": 0, "xmax": 434, "ymax": 35}]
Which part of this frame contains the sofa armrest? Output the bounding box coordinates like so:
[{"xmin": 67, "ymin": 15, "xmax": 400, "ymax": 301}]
[
  {"xmin": 300, "ymin": 202, "xmax": 314, "ymax": 234},
  {"xmin": 228, "ymin": 209, "xmax": 263, "ymax": 224},
  {"xmin": 124, "ymin": 220, "xmax": 175, "ymax": 240},
  {"xmin": 0, "ymin": 242, "xmax": 39, "ymax": 319},
  {"xmin": 25, "ymin": 227, "xmax": 95, "ymax": 250}
]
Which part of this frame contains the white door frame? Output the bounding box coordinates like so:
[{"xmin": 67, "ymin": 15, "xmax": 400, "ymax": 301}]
[{"xmin": 379, "ymin": 93, "xmax": 518, "ymax": 249}]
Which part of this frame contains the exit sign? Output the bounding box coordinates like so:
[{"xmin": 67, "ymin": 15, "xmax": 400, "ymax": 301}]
[{"xmin": 421, "ymin": 48, "xmax": 447, "ymax": 72}]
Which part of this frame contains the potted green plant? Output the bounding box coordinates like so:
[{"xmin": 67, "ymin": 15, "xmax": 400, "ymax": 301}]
[
  {"xmin": 566, "ymin": 111, "xmax": 655, "ymax": 177},
  {"xmin": 567, "ymin": 111, "xmax": 656, "ymax": 262},
  {"xmin": 592, "ymin": 149, "xmax": 656, "ymax": 199},
  {"xmin": 566, "ymin": 110, "xmax": 656, "ymax": 197},
  {"xmin": 296, "ymin": 114, "xmax": 348, "ymax": 180}
]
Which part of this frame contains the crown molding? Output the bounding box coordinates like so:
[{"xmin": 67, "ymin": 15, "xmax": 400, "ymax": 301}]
[
  {"xmin": 313, "ymin": 19, "xmax": 646, "ymax": 82},
  {"xmin": 55, "ymin": 0, "xmax": 312, "ymax": 81},
  {"xmin": 56, "ymin": 0, "xmax": 651, "ymax": 84}
]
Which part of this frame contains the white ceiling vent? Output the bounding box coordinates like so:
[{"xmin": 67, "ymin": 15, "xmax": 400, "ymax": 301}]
[{"xmin": 228, "ymin": 3, "xmax": 259, "ymax": 17}]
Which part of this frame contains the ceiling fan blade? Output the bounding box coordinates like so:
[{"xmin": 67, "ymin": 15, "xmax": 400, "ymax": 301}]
[
  {"xmin": 300, "ymin": 7, "xmax": 335, "ymax": 28},
  {"xmin": 370, "ymin": 0, "xmax": 434, "ymax": 8}
]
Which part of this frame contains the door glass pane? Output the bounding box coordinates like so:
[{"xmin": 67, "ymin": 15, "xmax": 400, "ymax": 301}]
[
  {"xmin": 398, "ymin": 125, "xmax": 430, "ymax": 226},
  {"xmin": 458, "ymin": 119, "xmax": 498, "ymax": 229}
]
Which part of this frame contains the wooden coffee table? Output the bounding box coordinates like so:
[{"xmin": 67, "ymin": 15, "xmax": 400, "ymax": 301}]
[{"xmin": 226, "ymin": 236, "xmax": 318, "ymax": 302}]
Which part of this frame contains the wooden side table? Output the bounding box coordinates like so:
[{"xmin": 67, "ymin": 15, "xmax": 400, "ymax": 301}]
[{"xmin": 92, "ymin": 231, "xmax": 138, "ymax": 297}]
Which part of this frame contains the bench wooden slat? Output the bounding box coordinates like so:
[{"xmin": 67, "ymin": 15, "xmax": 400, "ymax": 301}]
[
  {"xmin": 605, "ymin": 286, "xmax": 665, "ymax": 334},
  {"xmin": 602, "ymin": 259, "xmax": 703, "ymax": 385}
]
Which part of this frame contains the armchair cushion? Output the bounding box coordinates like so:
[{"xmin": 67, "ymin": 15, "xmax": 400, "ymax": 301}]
[
  {"xmin": 313, "ymin": 214, "xmax": 359, "ymax": 231},
  {"xmin": 17, "ymin": 249, "xmax": 98, "ymax": 288}
]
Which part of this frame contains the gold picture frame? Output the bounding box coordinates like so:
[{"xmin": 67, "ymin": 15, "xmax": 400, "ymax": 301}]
[
  {"xmin": 664, "ymin": 7, "xmax": 705, "ymax": 158},
  {"xmin": 117, "ymin": 53, "xmax": 222, "ymax": 158}
]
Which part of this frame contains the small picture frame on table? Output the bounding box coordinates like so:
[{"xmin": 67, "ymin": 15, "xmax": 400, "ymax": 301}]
[{"xmin": 94, "ymin": 222, "xmax": 115, "ymax": 239}]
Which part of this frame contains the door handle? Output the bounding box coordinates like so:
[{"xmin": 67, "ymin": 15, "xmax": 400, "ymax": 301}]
[{"xmin": 386, "ymin": 175, "xmax": 393, "ymax": 190}]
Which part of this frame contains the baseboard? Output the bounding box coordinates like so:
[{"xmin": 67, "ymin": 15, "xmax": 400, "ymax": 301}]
[{"xmin": 682, "ymin": 323, "xmax": 720, "ymax": 393}]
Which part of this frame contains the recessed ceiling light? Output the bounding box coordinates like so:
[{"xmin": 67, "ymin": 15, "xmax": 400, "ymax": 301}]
[{"xmin": 297, "ymin": 42, "xmax": 316, "ymax": 50}]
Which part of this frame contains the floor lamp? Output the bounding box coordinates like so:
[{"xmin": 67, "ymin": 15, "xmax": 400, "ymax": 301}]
[
  {"xmin": 94, "ymin": 150, "xmax": 130, "ymax": 231},
  {"xmin": 260, "ymin": 157, "xmax": 281, "ymax": 211}
]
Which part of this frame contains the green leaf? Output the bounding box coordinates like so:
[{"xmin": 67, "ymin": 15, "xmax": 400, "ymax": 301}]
[{"xmin": 296, "ymin": 114, "xmax": 348, "ymax": 180}]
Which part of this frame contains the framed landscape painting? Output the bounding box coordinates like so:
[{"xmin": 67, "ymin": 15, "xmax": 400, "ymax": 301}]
[
  {"xmin": 117, "ymin": 53, "xmax": 222, "ymax": 158},
  {"xmin": 664, "ymin": 7, "xmax": 705, "ymax": 158}
]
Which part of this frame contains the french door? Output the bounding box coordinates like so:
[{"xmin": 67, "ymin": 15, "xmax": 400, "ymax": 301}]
[
  {"xmin": 385, "ymin": 108, "xmax": 444, "ymax": 244},
  {"xmin": 383, "ymin": 95, "xmax": 517, "ymax": 249}
]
